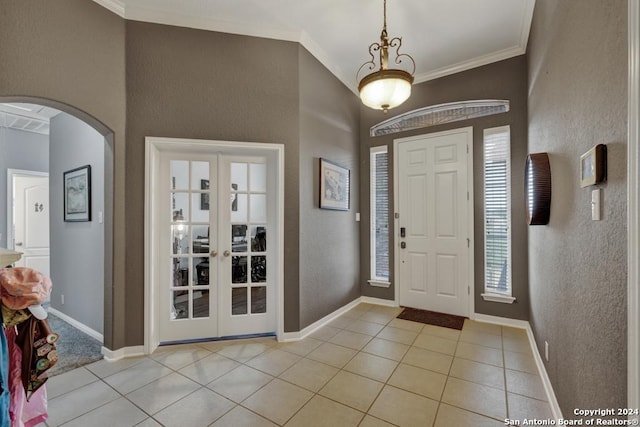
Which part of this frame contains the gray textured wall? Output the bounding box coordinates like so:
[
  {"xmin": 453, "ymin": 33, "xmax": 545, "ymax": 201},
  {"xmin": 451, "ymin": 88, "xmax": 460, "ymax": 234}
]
[
  {"xmin": 0, "ymin": 0, "xmax": 126, "ymax": 350},
  {"xmin": 0, "ymin": 128, "xmax": 49, "ymax": 248},
  {"xmin": 359, "ymin": 56, "xmax": 530, "ymax": 320},
  {"xmin": 527, "ymin": 0, "xmax": 627, "ymax": 415},
  {"xmin": 298, "ymin": 46, "xmax": 361, "ymax": 328},
  {"xmin": 49, "ymin": 113, "xmax": 105, "ymax": 335},
  {"xmin": 125, "ymin": 21, "xmax": 302, "ymax": 337}
]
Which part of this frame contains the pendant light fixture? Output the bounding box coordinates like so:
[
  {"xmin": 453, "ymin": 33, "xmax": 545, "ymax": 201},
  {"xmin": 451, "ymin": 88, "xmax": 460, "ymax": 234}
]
[{"xmin": 357, "ymin": 0, "xmax": 416, "ymax": 113}]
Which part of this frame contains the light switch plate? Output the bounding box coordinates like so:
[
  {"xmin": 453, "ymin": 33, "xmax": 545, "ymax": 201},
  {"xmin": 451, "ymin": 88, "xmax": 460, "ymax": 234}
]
[{"xmin": 591, "ymin": 189, "xmax": 602, "ymax": 221}]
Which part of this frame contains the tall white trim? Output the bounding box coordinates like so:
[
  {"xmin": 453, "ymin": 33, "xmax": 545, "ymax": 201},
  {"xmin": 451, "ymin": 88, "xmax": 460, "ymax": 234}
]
[
  {"xmin": 144, "ymin": 137, "xmax": 285, "ymax": 354},
  {"xmin": 628, "ymin": 0, "xmax": 640, "ymax": 418},
  {"xmin": 48, "ymin": 307, "xmax": 104, "ymax": 343}
]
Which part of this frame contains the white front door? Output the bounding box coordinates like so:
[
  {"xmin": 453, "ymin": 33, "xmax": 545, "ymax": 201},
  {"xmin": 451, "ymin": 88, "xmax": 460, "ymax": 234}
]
[
  {"xmin": 396, "ymin": 127, "xmax": 473, "ymax": 317},
  {"xmin": 12, "ymin": 174, "xmax": 50, "ymax": 277},
  {"xmin": 158, "ymin": 151, "xmax": 276, "ymax": 343}
]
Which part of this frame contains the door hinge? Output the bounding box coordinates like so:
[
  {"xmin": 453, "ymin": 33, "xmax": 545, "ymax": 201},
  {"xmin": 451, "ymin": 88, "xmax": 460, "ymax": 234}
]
[
  {"xmin": 466, "ymin": 145, "xmax": 469, "ymax": 154},
  {"xmin": 467, "ymin": 191, "xmax": 469, "ymax": 201},
  {"xmin": 468, "ymin": 286, "xmax": 470, "ymax": 295},
  {"xmin": 467, "ymin": 238, "xmax": 470, "ymax": 248},
  {"xmin": 395, "ymin": 213, "xmax": 399, "ymax": 219}
]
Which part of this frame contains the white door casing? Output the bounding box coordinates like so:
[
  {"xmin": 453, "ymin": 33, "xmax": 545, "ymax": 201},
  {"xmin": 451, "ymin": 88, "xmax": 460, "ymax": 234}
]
[
  {"xmin": 145, "ymin": 137, "xmax": 284, "ymax": 353},
  {"xmin": 394, "ymin": 127, "xmax": 474, "ymax": 317},
  {"xmin": 7, "ymin": 170, "xmax": 50, "ymax": 277}
]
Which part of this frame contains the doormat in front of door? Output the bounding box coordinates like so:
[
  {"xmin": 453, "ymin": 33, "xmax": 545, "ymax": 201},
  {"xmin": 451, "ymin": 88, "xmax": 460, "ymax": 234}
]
[{"xmin": 397, "ymin": 307, "xmax": 466, "ymax": 330}]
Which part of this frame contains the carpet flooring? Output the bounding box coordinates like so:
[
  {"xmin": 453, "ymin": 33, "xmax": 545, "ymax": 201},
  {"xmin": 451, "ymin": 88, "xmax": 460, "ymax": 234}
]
[
  {"xmin": 397, "ymin": 307, "xmax": 467, "ymax": 330},
  {"xmin": 46, "ymin": 312, "xmax": 103, "ymax": 376}
]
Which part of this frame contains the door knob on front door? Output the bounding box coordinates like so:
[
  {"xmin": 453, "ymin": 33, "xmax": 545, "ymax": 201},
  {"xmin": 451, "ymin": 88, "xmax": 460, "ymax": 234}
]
[
  {"xmin": 400, "ymin": 241, "xmax": 406, "ymax": 249},
  {"xmin": 210, "ymin": 250, "xmax": 218, "ymax": 257},
  {"xmin": 223, "ymin": 250, "xmax": 230, "ymax": 257},
  {"xmin": 15, "ymin": 242, "xmax": 23, "ymax": 246}
]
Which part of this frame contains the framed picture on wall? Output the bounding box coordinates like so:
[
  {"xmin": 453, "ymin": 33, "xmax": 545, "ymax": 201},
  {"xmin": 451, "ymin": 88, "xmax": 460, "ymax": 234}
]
[
  {"xmin": 64, "ymin": 165, "xmax": 91, "ymax": 222},
  {"xmin": 319, "ymin": 158, "xmax": 350, "ymax": 211}
]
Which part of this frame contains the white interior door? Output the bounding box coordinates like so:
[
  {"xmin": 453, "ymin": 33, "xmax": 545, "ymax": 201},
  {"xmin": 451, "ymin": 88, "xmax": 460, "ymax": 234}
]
[
  {"xmin": 157, "ymin": 151, "xmax": 276, "ymax": 343},
  {"xmin": 218, "ymin": 156, "xmax": 276, "ymax": 337},
  {"xmin": 12, "ymin": 174, "xmax": 50, "ymax": 277},
  {"xmin": 396, "ymin": 127, "xmax": 472, "ymax": 317}
]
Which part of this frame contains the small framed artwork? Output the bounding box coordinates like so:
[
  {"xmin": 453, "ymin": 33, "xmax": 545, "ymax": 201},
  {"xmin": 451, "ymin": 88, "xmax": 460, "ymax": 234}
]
[
  {"xmin": 64, "ymin": 165, "xmax": 91, "ymax": 222},
  {"xmin": 200, "ymin": 179, "xmax": 210, "ymax": 210},
  {"xmin": 319, "ymin": 158, "xmax": 350, "ymax": 211},
  {"xmin": 580, "ymin": 144, "xmax": 607, "ymax": 188}
]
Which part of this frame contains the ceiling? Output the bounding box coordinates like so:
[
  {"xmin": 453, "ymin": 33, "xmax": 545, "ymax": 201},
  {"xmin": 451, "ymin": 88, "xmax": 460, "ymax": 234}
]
[
  {"xmin": 0, "ymin": 103, "xmax": 61, "ymax": 135},
  {"xmin": 94, "ymin": 0, "xmax": 535, "ymax": 94}
]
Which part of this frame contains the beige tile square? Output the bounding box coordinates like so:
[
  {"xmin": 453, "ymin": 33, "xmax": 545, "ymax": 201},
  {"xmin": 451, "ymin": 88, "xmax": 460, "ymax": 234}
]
[
  {"xmin": 387, "ymin": 318, "xmax": 424, "ymax": 332},
  {"xmin": 242, "ymin": 378, "xmax": 313, "ymax": 425},
  {"xmin": 319, "ymin": 370, "xmax": 383, "ymax": 412},
  {"xmin": 217, "ymin": 341, "xmax": 271, "ymax": 362},
  {"xmin": 387, "ymin": 363, "xmax": 447, "ymax": 400},
  {"xmin": 329, "ymin": 330, "xmax": 372, "ymax": 350},
  {"xmin": 153, "ymin": 387, "xmax": 235, "ymax": 426},
  {"xmin": 402, "ymin": 346, "xmax": 453, "ymax": 374},
  {"xmin": 435, "ymin": 403, "xmax": 504, "ymax": 427},
  {"xmin": 47, "ymin": 367, "xmax": 98, "ymax": 399},
  {"xmin": 132, "ymin": 418, "xmax": 162, "ymax": 427},
  {"xmin": 362, "ymin": 337, "xmax": 410, "ymax": 361},
  {"xmin": 207, "ymin": 365, "xmax": 273, "ymax": 402},
  {"xmin": 276, "ymin": 337, "xmax": 323, "ymax": 356},
  {"xmin": 60, "ymin": 397, "xmax": 148, "ymax": 427},
  {"xmin": 502, "ymin": 326, "xmax": 528, "ymax": 339},
  {"xmin": 503, "ymin": 335, "xmax": 531, "ymax": 354},
  {"xmin": 178, "ymin": 353, "xmax": 241, "ymax": 384},
  {"xmin": 103, "ymin": 358, "xmax": 173, "ymax": 394},
  {"xmin": 308, "ymin": 325, "xmax": 341, "ymax": 341},
  {"xmin": 358, "ymin": 415, "xmax": 396, "ymax": 427},
  {"xmin": 360, "ymin": 311, "xmax": 396, "ymax": 325},
  {"xmin": 286, "ymin": 395, "xmax": 364, "ymax": 427},
  {"xmin": 345, "ymin": 319, "xmax": 386, "ymax": 336},
  {"xmin": 125, "ymin": 372, "xmax": 201, "ymax": 415},
  {"xmin": 449, "ymin": 357, "xmax": 505, "ymax": 389},
  {"xmin": 211, "ymin": 406, "xmax": 277, "ymax": 427},
  {"xmin": 369, "ymin": 305, "xmax": 403, "ymax": 316},
  {"xmin": 442, "ymin": 377, "xmax": 506, "ymax": 420},
  {"xmin": 279, "ymin": 358, "xmax": 339, "ymax": 392},
  {"xmin": 197, "ymin": 340, "xmax": 233, "ymax": 352},
  {"xmin": 342, "ymin": 305, "xmax": 370, "ymax": 319},
  {"xmin": 246, "ymin": 348, "xmax": 301, "ymax": 376},
  {"xmin": 307, "ymin": 342, "xmax": 357, "ymax": 368},
  {"xmin": 504, "ymin": 350, "xmax": 538, "ymax": 374},
  {"xmin": 85, "ymin": 356, "xmax": 147, "ymax": 378},
  {"xmin": 456, "ymin": 341, "xmax": 504, "ymax": 367},
  {"xmin": 460, "ymin": 329, "xmax": 503, "ymax": 350},
  {"xmin": 328, "ymin": 315, "xmax": 355, "ymax": 329},
  {"xmin": 463, "ymin": 319, "xmax": 502, "ymax": 336},
  {"xmin": 377, "ymin": 325, "xmax": 418, "ymax": 345},
  {"xmin": 150, "ymin": 344, "xmax": 212, "ymax": 370},
  {"xmin": 508, "ymin": 392, "xmax": 554, "ymax": 421},
  {"xmin": 506, "ymin": 369, "xmax": 547, "ymax": 401},
  {"xmin": 421, "ymin": 324, "xmax": 461, "ymax": 341},
  {"xmin": 47, "ymin": 381, "xmax": 121, "ymax": 427},
  {"xmin": 413, "ymin": 333, "xmax": 458, "ymax": 355},
  {"xmin": 343, "ymin": 352, "xmax": 398, "ymax": 382},
  {"xmin": 369, "ymin": 385, "xmax": 438, "ymax": 426}
]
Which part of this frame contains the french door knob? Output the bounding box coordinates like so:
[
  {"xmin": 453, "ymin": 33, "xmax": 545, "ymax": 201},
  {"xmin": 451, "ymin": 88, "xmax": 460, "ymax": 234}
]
[
  {"xmin": 210, "ymin": 250, "xmax": 218, "ymax": 257},
  {"xmin": 223, "ymin": 250, "xmax": 231, "ymax": 257}
]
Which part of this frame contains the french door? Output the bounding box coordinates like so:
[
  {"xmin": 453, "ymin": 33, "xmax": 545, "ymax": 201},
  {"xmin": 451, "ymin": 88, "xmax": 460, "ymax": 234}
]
[
  {"xmin": 395, "ymin": 127, "xmax": 473, "ymax": 317},
  {"xmin": 158, "ymin": 152, "xmax": 276, "ymax": 343}
]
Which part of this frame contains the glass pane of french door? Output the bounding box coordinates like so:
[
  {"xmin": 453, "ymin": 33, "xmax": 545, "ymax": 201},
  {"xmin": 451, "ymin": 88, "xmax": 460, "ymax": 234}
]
[{"xmin": 160, "ymin": 154, "xmax": 218, "ymax": 343}]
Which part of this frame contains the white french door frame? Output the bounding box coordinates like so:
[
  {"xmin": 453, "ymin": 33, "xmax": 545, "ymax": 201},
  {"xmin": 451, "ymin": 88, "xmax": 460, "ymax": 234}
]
[
  {"xmin": 6, "ymin": 168, "xmax": 49, "ymax": 251},
  {"xmin": 392, "ymin": 127, "xmax": 475, "ymax": 317},
  {"xmin": 144, "ymin": 137, "xmax": 285, "ymax": 354}
]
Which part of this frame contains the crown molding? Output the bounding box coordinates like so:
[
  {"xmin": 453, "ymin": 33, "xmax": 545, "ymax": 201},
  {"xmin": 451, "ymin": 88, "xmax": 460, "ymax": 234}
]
[
  {"xmin": 92, "ymin": 0, "xmax": 125, "ymax": 17},
  {"xmin": 414, "ymin": 45, "xmax": 526, "ymax": 84}
]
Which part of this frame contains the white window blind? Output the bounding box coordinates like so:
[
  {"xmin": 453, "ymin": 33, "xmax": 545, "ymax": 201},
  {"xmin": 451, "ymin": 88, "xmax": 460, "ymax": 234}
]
[
  {"xmin": 483, "ymin": 126, "xmax": 512, "ymax": 296},
  {"xmin": 370, "ymin": 146, "xmax": 390, "ymax": 283}
]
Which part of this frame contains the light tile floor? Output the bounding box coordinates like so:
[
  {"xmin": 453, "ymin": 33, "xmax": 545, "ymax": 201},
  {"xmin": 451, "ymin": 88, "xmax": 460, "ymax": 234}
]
[{"xmin": 42, "ymin": 303, "xmax": 553, "ymax": 426}]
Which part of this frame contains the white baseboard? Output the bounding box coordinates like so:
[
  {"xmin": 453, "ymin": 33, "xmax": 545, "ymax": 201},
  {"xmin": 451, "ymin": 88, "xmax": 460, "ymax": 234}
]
[
  {"xmin": 101, "ymin": 345, "xmax": 145, "ymax": 362},
  {"xmin": 473, "ymin": 313, "xmax": 563, "ymax": 420},
  {"xmin": 279, "ymin": 298, "xmax": 362, "ymax": 342},
  {"xmin": 361, "ymin": 296, "xmax": 399, "ymax": 307},
  {"xmin": 48, "ymin": 307, "xmax": 104, "ymax": 343}
]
